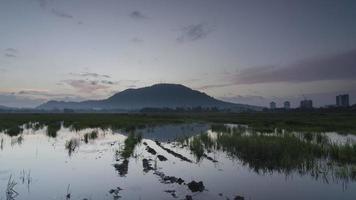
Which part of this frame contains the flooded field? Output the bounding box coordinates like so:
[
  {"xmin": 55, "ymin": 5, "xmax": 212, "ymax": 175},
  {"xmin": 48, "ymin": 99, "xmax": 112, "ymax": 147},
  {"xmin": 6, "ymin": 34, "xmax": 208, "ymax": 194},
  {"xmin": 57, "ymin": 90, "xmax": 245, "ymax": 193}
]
[{"xmin": 0, "ymin": 122, "xmax": 356, "ymax": 200}]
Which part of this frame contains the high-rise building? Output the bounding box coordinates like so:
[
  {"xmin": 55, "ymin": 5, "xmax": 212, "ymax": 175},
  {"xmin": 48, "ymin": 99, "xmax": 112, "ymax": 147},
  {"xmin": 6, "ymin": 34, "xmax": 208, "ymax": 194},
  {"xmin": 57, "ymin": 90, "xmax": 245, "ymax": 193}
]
[
  {"xmin": 336, "ymin": 94, "xmax": 349, "ymax": 107},
  {"xmin": 284, "ymin": 101, "xmax": 290, "ymax": 109},
  {"xmin": 270, "ymin": 101, "xmax": 276, "ymax": 109},
  {"xmin": 300, "ymin": 100, "xmax": 313, "ymax": 109}
]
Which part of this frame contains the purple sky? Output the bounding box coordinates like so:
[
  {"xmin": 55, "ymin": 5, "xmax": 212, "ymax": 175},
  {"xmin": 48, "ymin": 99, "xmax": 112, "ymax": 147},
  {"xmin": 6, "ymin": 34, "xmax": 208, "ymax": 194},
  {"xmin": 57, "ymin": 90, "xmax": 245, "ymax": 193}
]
[{"xmin": 0, "ymin": 0, "xmax": 355, "ymax": 108}]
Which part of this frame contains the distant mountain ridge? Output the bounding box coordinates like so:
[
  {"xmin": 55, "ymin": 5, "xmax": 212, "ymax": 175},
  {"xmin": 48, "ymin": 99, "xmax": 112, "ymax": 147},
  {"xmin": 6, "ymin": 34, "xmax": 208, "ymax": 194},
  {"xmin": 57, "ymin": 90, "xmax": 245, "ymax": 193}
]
[{"xmin": 37, "ymin": 83, "xmax": 261, "ymax": 111}]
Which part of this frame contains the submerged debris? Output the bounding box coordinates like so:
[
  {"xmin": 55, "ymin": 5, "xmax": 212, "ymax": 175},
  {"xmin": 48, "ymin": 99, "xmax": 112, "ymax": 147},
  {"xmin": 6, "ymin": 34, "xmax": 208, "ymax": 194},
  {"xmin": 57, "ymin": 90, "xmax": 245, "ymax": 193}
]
[
  {"xmin": 155, "ymin": 141, "xmax": 192, "ymax": 163},
  {"xmin": 187, "ymin": 181, "xmax": 205, "ymax": 192},
  {"xmin": 157, "ymin": 155, "xmax": 168, "ymax": 161}
]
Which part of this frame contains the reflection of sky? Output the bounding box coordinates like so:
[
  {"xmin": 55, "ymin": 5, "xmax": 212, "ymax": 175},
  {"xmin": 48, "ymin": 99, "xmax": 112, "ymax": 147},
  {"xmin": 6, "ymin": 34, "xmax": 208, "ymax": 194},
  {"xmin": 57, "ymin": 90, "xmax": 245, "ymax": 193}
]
[
  {"xmin": 0, "ymin": 1, "xmax": 356, "ymax": 107},
  {"xmin": 0, "ymin": 125, "xmax": 355, "ymax": 199}
]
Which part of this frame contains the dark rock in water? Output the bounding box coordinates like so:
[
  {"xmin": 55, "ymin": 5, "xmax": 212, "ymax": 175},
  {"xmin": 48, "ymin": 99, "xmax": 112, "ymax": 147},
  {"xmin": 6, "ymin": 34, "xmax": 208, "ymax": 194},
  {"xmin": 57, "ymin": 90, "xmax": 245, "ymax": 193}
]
[
  {"xmin": 143, "ymin": 142, "xmax": 148, "ymax": 146},
  {"xmin": 234, "ymin": 195, "xmax": 244, "ymax": 200},
  {"xmin": 187, "ymin": 181, "xmax": 205, "ymax": 192},
  {"xmin": 153, "ymin": 171, "xmax": 185, "ymax": 185},
  {"xmin": 155, "ymin": 141, "xmax": 193, "ymax": 163},
  {"xmin": 109, "ymin": 187, "xmax": 123, "ymax": 199},
  {"xmin": 157, "ymin": 154, "xmax": 167, "ymax": 161},
  {"xmin": 176, "ymin": 178, "xmax": 184, "ymax": 185},
  {"xmin": 146, "ymin": 146, "xmax": 157, "ymax": 155},
  {"xmin": 185, "ymin": 195, "xmax": 193, "ymax": 200},
  {"xmin": 164, "ymin": 190, "xmax": 177, "ymax": 198},
  {"xmin": 113, "ymin": 160, "xmax": 129, "ymax": 176},
  {"xmin": 142, "ymin": 158, "xmax": 154, "ymax": 172}
]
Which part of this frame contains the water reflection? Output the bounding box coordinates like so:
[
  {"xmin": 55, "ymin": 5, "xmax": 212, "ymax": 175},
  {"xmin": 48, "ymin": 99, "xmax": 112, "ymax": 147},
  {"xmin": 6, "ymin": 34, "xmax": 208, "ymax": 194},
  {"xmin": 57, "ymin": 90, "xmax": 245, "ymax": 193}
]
[{"xmin": 0, "ymin": 123, "xmax": 355, "ymax": 200}]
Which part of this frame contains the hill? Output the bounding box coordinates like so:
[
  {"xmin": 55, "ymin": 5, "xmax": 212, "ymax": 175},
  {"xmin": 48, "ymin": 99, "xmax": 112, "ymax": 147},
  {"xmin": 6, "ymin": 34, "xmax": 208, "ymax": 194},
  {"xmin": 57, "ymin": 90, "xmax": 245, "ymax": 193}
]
[{"xmin": 37, "ymin": 83, "xmax": 261, "ymax": 111}]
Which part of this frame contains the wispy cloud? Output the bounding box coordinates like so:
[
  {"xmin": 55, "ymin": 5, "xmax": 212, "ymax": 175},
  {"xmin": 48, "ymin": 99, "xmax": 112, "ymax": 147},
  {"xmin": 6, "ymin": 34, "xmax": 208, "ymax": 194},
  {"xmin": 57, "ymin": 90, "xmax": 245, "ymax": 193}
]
[
  {"xmin": 196, "ymin": 83, "xmax": 234, "ymax": 90},
  {"xmin": 129, "ymin": 11, "xmax": 147, "ymax": 20},
  {"xmin": 130, "ymin": 37, "xmax": 144, "ymax": 44},
  {"xmin": 234, "ymin": 49, "xmax": 356, "ymax": 85},
  {"xmin": 51, "ymin": 8, "xmax": 74, "ymax": 19},
  {"xmin": 3, "ymin": 48, "xmax": 18, "ymax": 58},
  {"xmin": 177, "ymin": 23, "xmax": 213, "ymax": 43},
  {"xmin": 4, "ymin": 53, "xmax": 16, "ymax": 58},
  {"xmin": 62, "ymin": 79, "xmax": 112, "ymax": 93},
  {"xmin": 37, "ymin": 0, "xmax": 47, "ymax": 10},
  {"xmin": 69, "ymin": 72, "xmax": 111, "ymax": 79},
  {"xmin": 5, "ymin": 48, "xmax": 17, "ymax": 53}
]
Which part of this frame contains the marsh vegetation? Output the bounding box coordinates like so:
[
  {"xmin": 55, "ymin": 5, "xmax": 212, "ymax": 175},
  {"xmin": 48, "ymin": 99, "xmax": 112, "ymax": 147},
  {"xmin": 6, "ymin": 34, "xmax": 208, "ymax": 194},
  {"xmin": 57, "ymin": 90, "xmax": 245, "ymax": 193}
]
[{"xmin": 0, "ymin": 113, "xmax": 356, "ymax": 199}]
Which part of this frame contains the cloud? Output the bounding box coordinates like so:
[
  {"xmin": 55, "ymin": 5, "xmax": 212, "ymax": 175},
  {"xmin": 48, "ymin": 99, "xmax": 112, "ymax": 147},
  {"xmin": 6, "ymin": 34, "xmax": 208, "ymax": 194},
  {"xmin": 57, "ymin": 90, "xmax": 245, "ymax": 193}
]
[
  {"xmin": 131, "ymin": 37, "xmax": 144, "ymax": 44},
  {"xmin": 4, "ymin": 53, "xmax": 16, "ymax": 58},
  {"xmin": 177, "ymin": 23, "xmax": 213, "ymax": 43},
  {"xmin": 17, "ymin": 89, "xmax": 79, "ymax": 99},
  {"xmin": 234, "ymin": 49, "xmax": 356, "ymax": 85},
  {"xmin": 196, "ymin": 83, "xmax": 234, "ymax": 90},
  {"xmin": 69, "ymin": 72, "xmax": 111, "ymax": 79},
  {"xmin": 129, "ymin": 11, "xmax": 147, "ymax": 20},
  {"xmin": 37, "ymin": 0, "xmax": 47, "ymax": 9},
  {"xmin": 51, "ymin": 8, "xmax": 74, "ymax": 19},
  {"xmin": 62, "ymin": 79, "xmax": 112, "ymax": 93},
  {"xmin": 5, "ymin": 48, "xmax": 17, "ymax": 53},
  {"xmin": 0, "ymin": 92, "xmax": 44, "ymax": 108},
  {"xmin": 0, "ymin": 89, "xmax": 86, "ymax": 108},
  {"xmin": 4, "ymin": 48, "xmax": 18, "ymax": 58}
]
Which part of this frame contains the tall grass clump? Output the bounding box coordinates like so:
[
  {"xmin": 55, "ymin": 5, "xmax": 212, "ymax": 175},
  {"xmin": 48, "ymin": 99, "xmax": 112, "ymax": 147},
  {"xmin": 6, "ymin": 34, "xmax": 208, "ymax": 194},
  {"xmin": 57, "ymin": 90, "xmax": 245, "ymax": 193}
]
[
  {"xmin": 120, "ymin": 133, "xmax": 142, "ymax": 159},
  {"xmin": 84, "ymin": 130, "xmax": 98, "ymax": 143}
]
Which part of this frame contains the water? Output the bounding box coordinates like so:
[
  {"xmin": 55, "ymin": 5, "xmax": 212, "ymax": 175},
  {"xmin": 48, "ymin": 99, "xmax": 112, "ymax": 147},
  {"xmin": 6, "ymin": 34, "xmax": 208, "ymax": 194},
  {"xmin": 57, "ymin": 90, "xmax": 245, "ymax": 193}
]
[{"xmin": 0, "ymin": 123, "xmax": 355, "ymax": 200}]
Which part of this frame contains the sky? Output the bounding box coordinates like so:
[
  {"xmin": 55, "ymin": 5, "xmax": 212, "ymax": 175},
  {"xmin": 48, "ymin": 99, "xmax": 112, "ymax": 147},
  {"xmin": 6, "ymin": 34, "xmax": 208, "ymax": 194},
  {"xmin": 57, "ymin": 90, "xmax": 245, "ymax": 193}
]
[{"xmin": 0, "ymin": 0, "xmax": 355, "ymax": 108}]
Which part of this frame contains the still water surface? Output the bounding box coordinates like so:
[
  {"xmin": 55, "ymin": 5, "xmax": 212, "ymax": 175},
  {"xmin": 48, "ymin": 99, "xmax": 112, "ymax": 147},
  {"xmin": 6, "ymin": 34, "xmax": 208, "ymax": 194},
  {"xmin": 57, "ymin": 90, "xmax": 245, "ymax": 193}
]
[{"xmin": 0, "ymin": 123, "xmax": 355, "ymax": 200}]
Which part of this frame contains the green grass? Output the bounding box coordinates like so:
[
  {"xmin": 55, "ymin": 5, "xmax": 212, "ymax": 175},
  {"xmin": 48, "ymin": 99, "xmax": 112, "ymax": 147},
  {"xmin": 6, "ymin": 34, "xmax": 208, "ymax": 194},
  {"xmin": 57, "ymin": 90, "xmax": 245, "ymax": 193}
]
[
  {"xmin": 185, "ymin": 125, "xmax": 356, "ymax": 181},
  {"xmin": 120, "ymin": 132, "xmax": 142, "ymax": 159},
  {"xmin": 1, "ymin": 111, "xmax": 355, "ymax": 136},
  {"xmin": 84, "ymin": 130, "xmax": 98, "ymax": 143}
]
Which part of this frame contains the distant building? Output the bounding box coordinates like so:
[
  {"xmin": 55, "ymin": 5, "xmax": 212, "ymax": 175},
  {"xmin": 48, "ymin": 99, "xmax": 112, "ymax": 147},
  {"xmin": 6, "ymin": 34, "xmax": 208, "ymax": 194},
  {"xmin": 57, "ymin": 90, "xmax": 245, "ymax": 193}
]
[
  {"xmin": 284, "ymin": 101, "xmax": 290, "ymax": 109},
  {"xmin": 300, "ymin": 100, "xmax": 313, "ymax": 109},
  {"xmin": 270, "ymin": 101, "xmax": 276, "ymax": 109},
  {"xmin": 336, "ymin": 94, "xmax": 349, "ymax": 107}
]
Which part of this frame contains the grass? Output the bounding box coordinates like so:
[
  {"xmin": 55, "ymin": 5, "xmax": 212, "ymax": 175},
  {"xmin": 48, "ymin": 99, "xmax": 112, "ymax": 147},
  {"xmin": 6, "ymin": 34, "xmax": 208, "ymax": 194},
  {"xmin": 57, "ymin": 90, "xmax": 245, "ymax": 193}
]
[
  {"xmin": 1, "ymin": 111, "xmax": 355, "ymax": 137},
  {"xmin": 185, "ymin": 125, "xmax": 356, "ymax": 181},
  {"xmin": 120, "ymin": 132, "xmax": 142, "ymax": 159},
  {"xmin": 84, "ymin": 130, "xmax": 98, "ymax": 143}
]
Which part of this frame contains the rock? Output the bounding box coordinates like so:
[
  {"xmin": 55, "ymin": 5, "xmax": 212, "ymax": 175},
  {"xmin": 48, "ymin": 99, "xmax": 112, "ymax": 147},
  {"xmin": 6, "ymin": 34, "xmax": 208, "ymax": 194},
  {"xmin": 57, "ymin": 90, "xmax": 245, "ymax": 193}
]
[
  {"xmin": 187, "ymin": 181, "xmax": 205, "ymax": 192},
  {"xmin": 164, "ymin": 190, "xmax": 177, "ymax": 198},
  {"xmin": 234, "ymin": 195, "xmax": 244, "ymax": 200},
  {"xmin": 185, "ymin": 195, "xmax": 193, "ymax": 200},
  {"xmin": 142, "ymin": 158, "xmax": 154, "ymax": 172},
  {"xmin": 176, "ymin": 178, "xmax": 184, "ymax": 185},
  {"xmin": 157, "ymin": 155, "xmax": 167, "ymax": 161},
  {"xmin": 146, "ymin": 146, "xmax": 157, "ymax": 155},
  {"xmin": 113, "ymin": 160, "xmax": 129, "ymax": 176}
]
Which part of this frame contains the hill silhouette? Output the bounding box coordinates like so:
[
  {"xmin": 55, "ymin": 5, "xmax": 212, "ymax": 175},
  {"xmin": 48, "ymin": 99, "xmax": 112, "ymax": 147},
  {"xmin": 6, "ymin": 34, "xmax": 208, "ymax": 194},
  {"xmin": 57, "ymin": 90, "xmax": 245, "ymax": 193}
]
[{"xmin": 37, "ymin": 83, "xmax": 261, "ymax": 111}]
